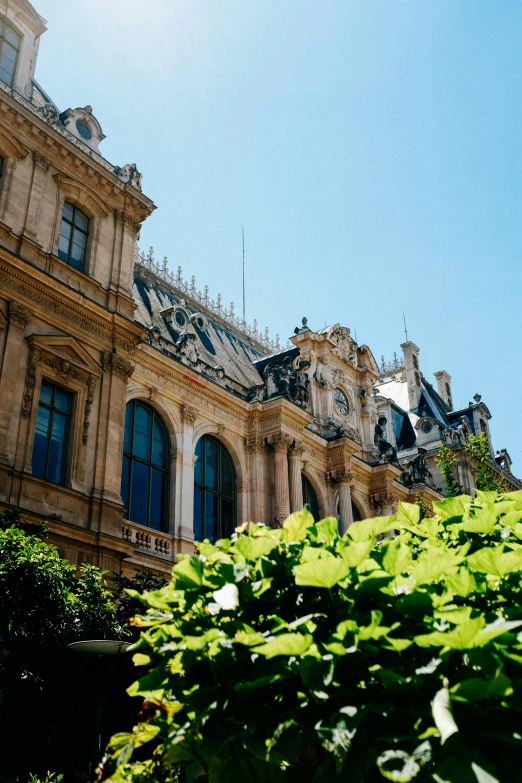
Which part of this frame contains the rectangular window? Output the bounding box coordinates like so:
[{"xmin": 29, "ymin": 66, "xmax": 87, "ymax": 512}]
[
  {"xmin": 31, "ymin": 380, "xmax": 72, "ymax": 486},
  {"xmin": 57, "ymin": 202, "xmax": 89, "ymax": 271}
]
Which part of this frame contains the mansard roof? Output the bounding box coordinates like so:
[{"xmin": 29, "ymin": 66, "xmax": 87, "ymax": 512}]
[{"xmin": 133, "ymin": 272, "xmax": 265, "ymax": 392}]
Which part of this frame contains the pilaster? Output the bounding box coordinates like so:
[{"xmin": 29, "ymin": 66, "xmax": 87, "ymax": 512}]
[{"xmin": 0, "ymin": 301, "xmax": 32, "ymax": 466}]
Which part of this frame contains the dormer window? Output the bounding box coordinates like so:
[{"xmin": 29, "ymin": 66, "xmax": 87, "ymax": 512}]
[
  {"xmin": 75, "ymin": 120, "xmax": 91, "ymax": 140},
  {"xmin": 58, "ymin": 202, "xmax": 89, "ymax": 271},
  {"xmin": 0, "ymin": 19, "xmax": 21, "ymax": 88}
]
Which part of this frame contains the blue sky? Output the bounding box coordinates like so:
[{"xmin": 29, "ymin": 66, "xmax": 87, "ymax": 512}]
[{"xmin": 36, "ymin": 0, "xmax": 521, "ymax": 471}]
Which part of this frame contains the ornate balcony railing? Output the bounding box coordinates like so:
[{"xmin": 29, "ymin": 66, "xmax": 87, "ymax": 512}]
[{"xmin": 122, "ymin": 521, "xmax": 173, "ymax": 559}]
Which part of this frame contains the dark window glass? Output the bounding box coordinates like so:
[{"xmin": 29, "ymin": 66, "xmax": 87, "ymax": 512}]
[
  {"xmin": 57, "ymin": 202, "xmax": 89, "ymax": 271},
  {"xmin": 120, "ymin": 401, "xmax": 169, "ymax": 530},
  {"xmin": 302, "ymin": 475, "xmax": 319, "ymax": 520},
  {"xmin": 31, "ymin": 380, "xmax": 72, "ymax": 486},
  {"xmin": 76, "ymin": 120, "xmax": 91, "ymax": 140},
  {"xmin": 193, "ymin": 435, "xmax": 236, "ymax": 542},
  {"xmin": 0, "ymin": 20, "xmax": 20, "ymax": 88}
]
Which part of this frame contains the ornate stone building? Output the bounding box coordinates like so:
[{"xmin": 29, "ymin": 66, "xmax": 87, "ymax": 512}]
[{"xmin": 0, "ymin": 0, "xmax": 519, "ymax": 575}]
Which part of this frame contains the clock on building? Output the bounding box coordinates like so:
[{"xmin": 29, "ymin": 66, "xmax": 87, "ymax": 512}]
[{"xmin": 334, "ymin": 388, "xmax": 349, "ymax": 416}]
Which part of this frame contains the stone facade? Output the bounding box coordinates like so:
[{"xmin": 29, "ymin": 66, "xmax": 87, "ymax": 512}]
[{"xmin": 0, "ymin": 0, "xmax": 518, "ymax": 577}]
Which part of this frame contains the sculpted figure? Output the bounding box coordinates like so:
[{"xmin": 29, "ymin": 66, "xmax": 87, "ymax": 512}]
[
  {"xmin": 291, "ymin": 360, "xmax": 311, "ymax": 408},
  {"xmin": 176, "ymin": 330, "xmax": 200, "ymax": 365},
  {"xmin": 374, "ymin": 415, "xmax": 398, "ymax": 465}
]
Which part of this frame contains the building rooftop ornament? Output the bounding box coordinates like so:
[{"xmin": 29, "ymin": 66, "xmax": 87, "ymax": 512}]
[{"xmin": 135, "ymin": 246, "xmax": 289, "ymax": 354}]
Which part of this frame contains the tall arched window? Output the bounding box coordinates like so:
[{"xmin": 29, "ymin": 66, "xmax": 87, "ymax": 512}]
[
  {"xmin": 121, "ymin": 401, "xmax": 169, "ymax": 530},
  {"xmin": 194, "ymin": 435, "xmax": 236, "ymax": 542},
  {"xmin": 302, "ymin": 475, "xmax": 319, "ymax": 520},
  {"xmin": 0, "ymin": 19, "xmax": 21, "ymax": 88}
]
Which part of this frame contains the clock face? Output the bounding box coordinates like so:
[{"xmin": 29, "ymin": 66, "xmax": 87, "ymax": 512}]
[{"xmin": 334, "ymin": 388, "xmax": 349, "ymax": 416}]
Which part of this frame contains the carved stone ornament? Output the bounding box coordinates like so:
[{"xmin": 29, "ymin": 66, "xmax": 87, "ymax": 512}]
[
  {"xmin": 113, "ymin": 163, "xmax": 143, "ymax": 191},
  {"xmin": 217, "ymin": 423, "xmax": 226, "ymax": 437},
  {"xmin": 289, "ymin": 441, "xmax": 306, "ymax": 459},
  {"xmin": 244, "ymin": 435, "xmax": 266, "ymax": 453},
  {"xmin": 37, "ymin": 103, "xmax": 60, "ymax": 124},
  {"xmin": 330, "ymin": 327, "xmax": 358, "ymax": 367},
  {"xmin": 268, "ymin": 432, "xmax": 292, "ymax": 452},
  {"xmin": 9, "ymin": 301, "xmax": 32, "ymax": 329},
  {"xmin": 181, "ymin": 404, "xmax": 198, "ymax": 426},
  {"xmin": 22, "ymin": 345, "xmax": 41, "ymax": 418},
  {"xmin": 32, "ymin": 150, "xmax": 50, "ymax": 170},
  {"xmin": 82, "ymin": 376, "xmax": 97, "ymax": 444},
  {"xmin": 101, "ymin": 351, "xmax": 134, "ymax": 382},
  {"xmin": 114, "ymin": 209, "xmax": 141, "ymax": 235},
  {"xmin": 329, "ymin": 467, "xmax": 354, "ymax": 486}
]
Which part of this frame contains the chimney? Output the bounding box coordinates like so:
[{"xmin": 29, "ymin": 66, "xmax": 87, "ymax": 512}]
[
  {"xmin": 400, "ymin": 341, "xmax": 422, "ymax": 410},
  {"xmin": 434, "ymin": 370, "xmax": 453, "ymax": 410}
]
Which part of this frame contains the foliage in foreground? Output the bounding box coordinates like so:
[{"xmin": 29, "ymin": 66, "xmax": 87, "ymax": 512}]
[
  {"xmin": 102, "ymin": 491, "xmax": 522, "ymax": 783},
  {"xmin": 0, "ymin": 512, "xmax": 123, "ymax": 780}
]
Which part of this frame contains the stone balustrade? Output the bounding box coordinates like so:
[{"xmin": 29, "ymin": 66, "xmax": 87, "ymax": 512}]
[{"xmin": 121, "ymin": 521, "xmax": 173, "ymax": 559}]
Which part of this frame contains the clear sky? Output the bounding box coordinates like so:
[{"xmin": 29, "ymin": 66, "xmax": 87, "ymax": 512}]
[{"xmin": 35, "ymin": 0, "xmax": 522, "ymax": 472}]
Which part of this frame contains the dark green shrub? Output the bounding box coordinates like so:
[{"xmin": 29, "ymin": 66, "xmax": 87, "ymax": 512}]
[{"xmin": 102, "ymin": 491, "xmax": 522, "ymax": 782}]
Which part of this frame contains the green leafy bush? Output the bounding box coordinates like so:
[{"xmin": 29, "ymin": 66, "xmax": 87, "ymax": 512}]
[{"xmin": 102, "ymin": 491, "xmax": 522, "ymax": 783}]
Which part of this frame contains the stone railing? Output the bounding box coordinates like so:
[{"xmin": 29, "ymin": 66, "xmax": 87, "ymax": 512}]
[
  {"xmin": 0, "ymin": 81, "xmax": 143, "ymax": 191},
  {"xmin": 122, "ymin": 521, "xmax": 173, "ymax": 559},
  {"xmin": 136, "ymin": 246, "xmax": 290, "ymax": 355}
]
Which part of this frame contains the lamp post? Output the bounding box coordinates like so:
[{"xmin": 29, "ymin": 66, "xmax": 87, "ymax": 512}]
[{"xmin": 68, "ymin": 640, "xmax": 131, "ymax": 776}]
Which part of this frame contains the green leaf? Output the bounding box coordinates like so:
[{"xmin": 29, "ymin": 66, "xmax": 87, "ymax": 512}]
[
  {"xmin": 451, "ymin": 671, "xmax": 512, "ymax": 702},
  {"xmin": 433, "ymin": 495, "xmax": 472, "ymax": 520},
  {"xmin": 376, "ymin": 749, "xmax": 421, "ymax": 782},
  {"xmin": 127, "ymin": 668, "xmax": 168, "ymax": 700},
  {"xmin": 471, "ymin": 763, "xmax": 500, "ymax": 783},
  {"xmin": 383, "ymin": 538, "xmax": 413, "ymax": 577},
  {"xmin": 341, "ymin": 539, "xmax": 374, "ymax": 568},
  {"xmin": 282, "ymin": 508, "xmax": 315, "ymax": 542},
  {"xmin": 252, "ymin": 632, "xmax": 313, "ymax": 658},
  {"xmin": 396, "ymin": 501, "xmax": 420, "ymax": 526},
  {"xmin": 234, "ymin": 535, "xmax": 279, "ymax": 561},
  {"xmin": 445, "ymin": 567, "xmax": 476, "ymax": 598},
  {"xmin": 312, "ymin": 517, "xmax": 339, "ymax": 545},
  {"xmin": 347, "ymin": 516, "xmax": 396, "ymax": 542},
  {"xmin": 294, "ymin": 552, "xmax": 351, "ymax": 588},
  {"xmin": 467, "ymin": 545, "xmax": 522, "ymax": 577},
  {"xmin": 234, "ymin": 673, "xmax": 286, "ymax": 691},
  {"xmin": 172, "ymin": 555, "xmax": 204, "ymax": 588}
]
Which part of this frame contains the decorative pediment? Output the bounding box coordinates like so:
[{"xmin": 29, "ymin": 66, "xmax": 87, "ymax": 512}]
[
  {"xmin": 5, "ymin": 0, "xmax": 47, "ymax": 35},
  {"xmin": 26, "ymin": 335, "xmax": 102, "ymax": 377},
  {"xmin": 357, "ymin": 345, "xmax": 380, "ymax": 376},
  {"xmin": 53, "ymin": 174, "xmax": 111, "ymax": 218}
]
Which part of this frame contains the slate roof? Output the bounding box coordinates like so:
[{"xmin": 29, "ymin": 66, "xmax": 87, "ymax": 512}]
[{"xmin": 133, "ymin": 274, "xmax": 265, "ymax": 390}]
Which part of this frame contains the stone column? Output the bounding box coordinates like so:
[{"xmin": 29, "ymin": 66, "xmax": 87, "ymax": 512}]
[
  {"xmin": 177, "ymin": 404, "xmax": 197, "ymax": 547},
  {"xmin": 337, "ymin": 469, "xmax": 354, "ymax": 535},
  {"xmin": 245, "ymin": 434, "xmax": 267, "ymax": 524},
  {"xmin": 288, "ymin": 441, "xmax": 305, "ymax": 512},
  {"xmin": 91, "ymin": 351, "xmax": 134, "ymax": 533},
  {"xmin": 271, "ymin": 433, "xmax": 291, "ymax": 525},
  {"xmin": 24, "ymin": 151, "xmax": 50, "ymax": 241},
  {"xmin": 0, "ymin": 301, "xmax": 32, "ymax": 465}
]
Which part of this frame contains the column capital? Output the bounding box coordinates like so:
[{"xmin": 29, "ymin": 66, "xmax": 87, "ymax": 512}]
[
  {"xmin": 268, "ymin": 432, "xmax": 292, "ymax": 452},
  {"xmin": 180, "ymin": 403, "xmax": 198, "ymax": 425},
  {"xmin": 101, "ymin": 351, "xmax": 134, "ymax": 382},
  {"xmin": 9, "ymin": 301, "xmax": 32, "ymax": 329},
  {"xmin": 288, "ymin": 440, "xmax": 305, "ymax": 459},
  {"xmin": 244, "ymin": 435, "xmax": 266, "ymax": 453},
  {"xmin": 33, "ymin": 150, "xmax": 51, "ymax": 170},
  {"xmin": 328, "ymin": 467, "xmax": 354, "ymax": 486}
]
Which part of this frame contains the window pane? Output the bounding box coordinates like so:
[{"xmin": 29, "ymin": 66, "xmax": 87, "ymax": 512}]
[
  {"xmin": 63, "ymin": 202, "xmax": 74, "ymax": 221},
  {"xmin": 194, "ymin": 486, "xmax": 203, "ymax": 541},
  {"xmin": 150, "ymin": 469, "xmax": 166, "ymax": 531},
  {"xmin": 221, "ymin": 498, "xmax": 234, "ymax": 540},
  {"xmin": 39, "ymin": 382, "xmax": 53, "ymax": 407},
  {"xmin": 58, "ymin": 235, "xmax": 70, "ymax": 262},
  {"xmin": 152, "ymin": 418, "xmax": 167, "ymax": 467},
  {"xmin": 205, "ymin": 491, "xmax": 218, "ymax": 543},
  {"xmin": 4, "ymin": 25, "xmax": 20, "ymax": 48},
  {"xmin": 129, "ymin": 460, "xmax": 149, "ymax": 526},
  {"xmin": 194, "ymin": 438, "xmax": 204, "ymax": 485},
  {"xmin": 2, "ymin": 42, "xmax": 17, "ymax": 64},
  {"xmin": 70, "ymin": 242, "xmax": 84, "ymax": 270},
  {"xmin": 133, "ymin": 404, "xmax": 151, "ymax": 460},
  {"xmin": 54, "ymin": 388, "xmax": 72, "ymax": 414},
  {"xmin": 205, "ymin": 438, "xmax": 218, "ymax": 490},
  {"xmin": 47, "ymin": 456, "xmax": 63, "ymax": 484},
  {"xmin": 121, "ymin": 455, "xmax": 130, "ymax": 515},
  {"xmin": 0, "ymin": 65, "xmax": 14, "ymax": 86},
  {"xmin": 72, "ymin": 227, "xmax": 87, "ymax": 249},
  {"xmin": 51, "ymin": 411, "xmax": 67, "ymax": 441},
  {"xmin": 74, "ymin": 209, "xmax": 89, "ymax": 231},
  {"xmin": 123, "ymin": 404, "xmax": 133, "ymax": 454},
  {"xmin": 221, "ymin": 452, "xmax": 234, "ymax": 498}
]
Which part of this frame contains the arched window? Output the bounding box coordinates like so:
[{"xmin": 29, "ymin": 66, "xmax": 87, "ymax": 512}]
[
  {"xmin": 194, "ymin": 435, "xmax": 236, "ymax": 542},
  {"xmin": 0, "ymin": 19, "xmax": 21, "ymax": 88},
  {"xmin": 302, "ymin": 475, "xmax": 319, "ymax": 520},
  {"xmin": 121, "ymin": 401, "xmax": 169, "ymax": 530}
]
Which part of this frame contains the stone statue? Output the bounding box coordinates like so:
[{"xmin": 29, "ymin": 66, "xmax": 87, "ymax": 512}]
[
  {"xmin": 457, "ymin": 416, "xmax": 468, "ymax": 443},
  {"xmin": 330, "ymin": 327, "xmax": 358, "ymax": 367},
  {"xmin": 176, "ymin": 330, "xmax": 199, "ymax": 365},
  {"xmin": 290, "ymin": 360, "xmax": 311, "ymax": 408},
  {"xmin": 410, "ymin": 448, "xmax": 432, "ymax": 484},
  {"xmin": 374, "ymin": 415, "xmax": 398, "ymax": 464}
]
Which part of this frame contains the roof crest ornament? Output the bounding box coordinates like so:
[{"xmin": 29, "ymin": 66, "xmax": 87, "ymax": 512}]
[{"xmin": 135, "ymin": 246, "xmax": 289, "ymax": 355}]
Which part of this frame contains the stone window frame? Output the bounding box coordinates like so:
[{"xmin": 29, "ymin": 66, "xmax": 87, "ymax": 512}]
[
  {"xmin": 51, "ymin": 174, "xmax": 111, "ymax": 279},
  {"xmin": 0, "ymin": 119, "xmax": 30, "ymax": 221},
  {"xmin": 21, "ymin": 335, "xmax": 101, "ymax": 492}
]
